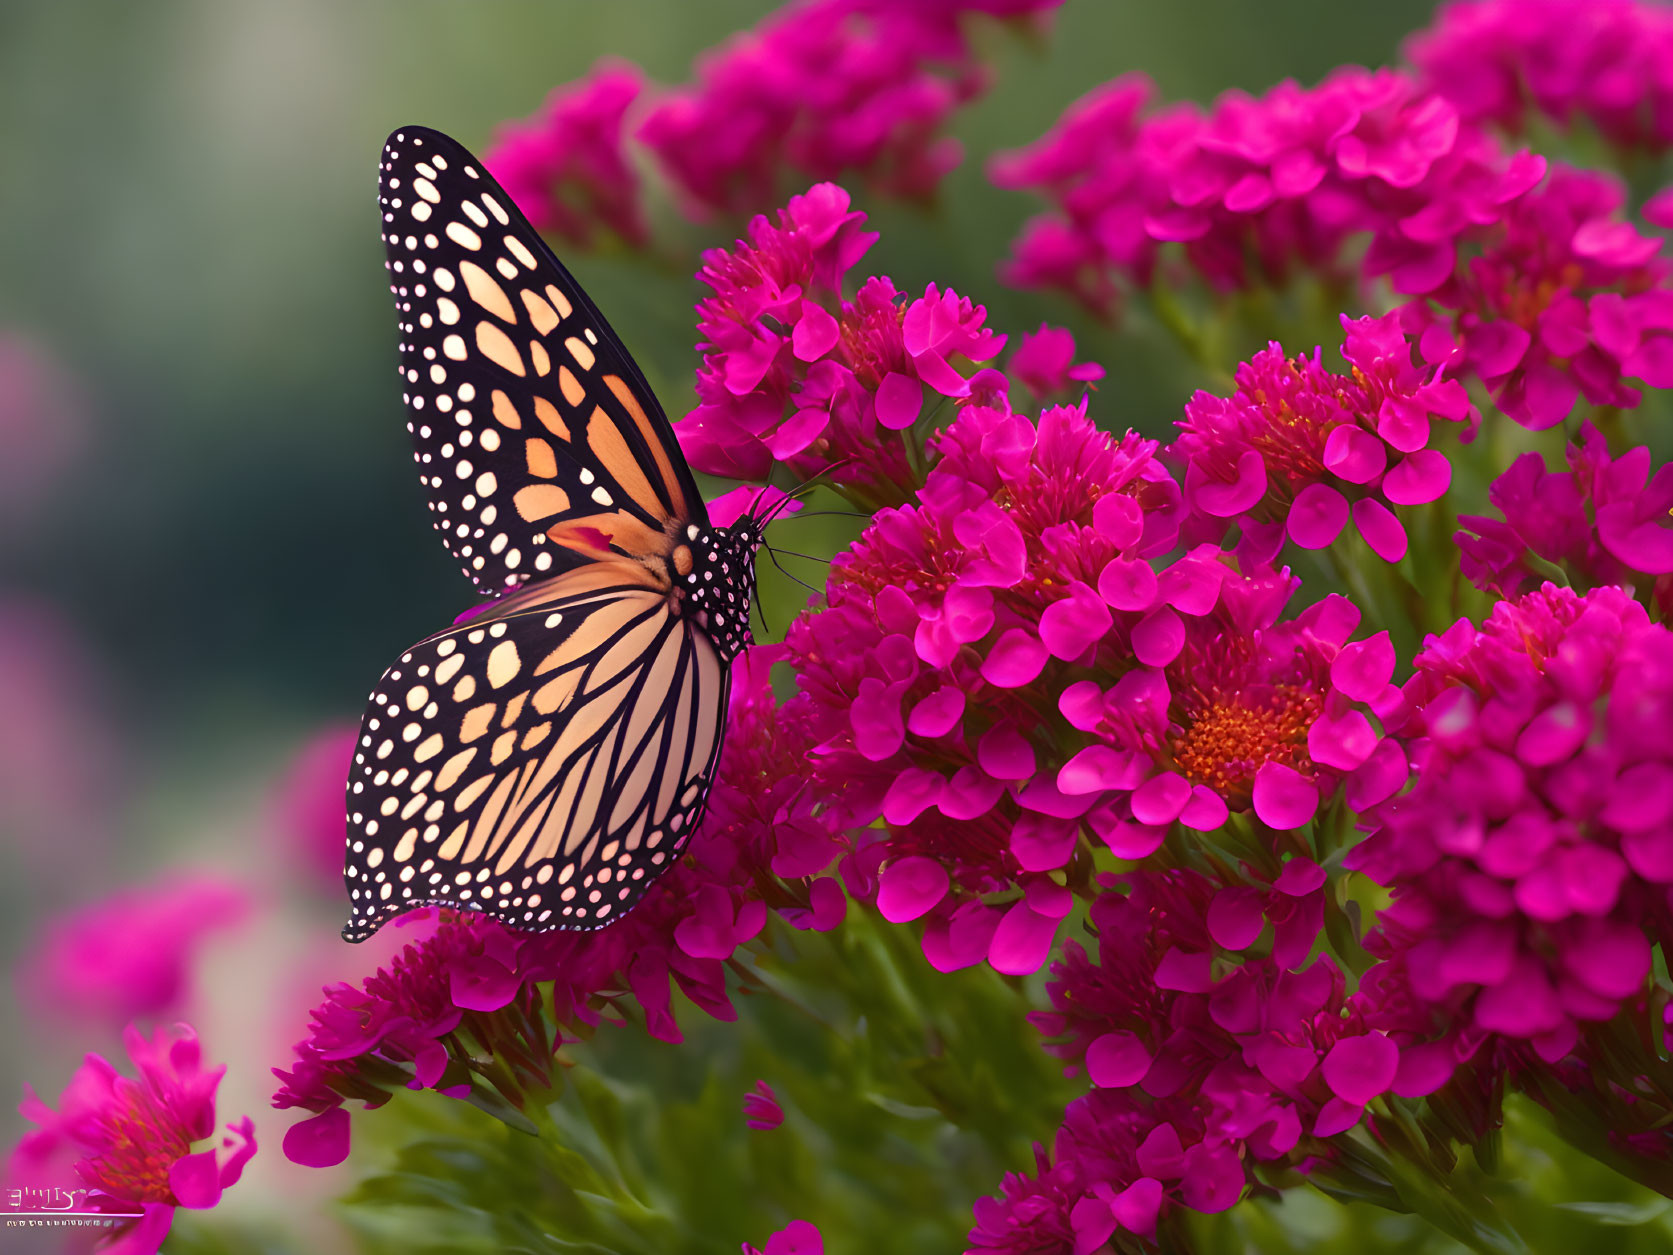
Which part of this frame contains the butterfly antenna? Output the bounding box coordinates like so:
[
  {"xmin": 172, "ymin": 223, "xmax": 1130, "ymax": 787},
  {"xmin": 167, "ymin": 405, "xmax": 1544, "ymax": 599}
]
[
  {"xmin": 763, "ymin": 545, "xmax": 832, "ymax": 563},
  {"xmin": 770, "ymin": 509, "xmax": 872, "ymax": 522},
  {"xmin": 755, "ymin": 456, "xmax": 863, "ymax": 529},
  {"xmin": 764, "ymin": 545, "xmax": 825, "ymax": 596}
]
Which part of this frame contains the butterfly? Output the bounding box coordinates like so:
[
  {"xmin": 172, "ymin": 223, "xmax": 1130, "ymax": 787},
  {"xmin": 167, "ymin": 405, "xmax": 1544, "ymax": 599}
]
[{"xmin": 341, "ymin": 126, "xmax": 768, "ymax": 942}]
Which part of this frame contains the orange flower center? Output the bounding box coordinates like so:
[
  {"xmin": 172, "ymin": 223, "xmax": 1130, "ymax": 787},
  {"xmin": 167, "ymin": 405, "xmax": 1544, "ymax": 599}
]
[
  {"xmin": 1246, "ymin": 369, "xmax": 1345, "ymax": 491},
  {"xmin": 1501, "ymin": 261, "xmax": 1584, "ymax": 329},
  {"xmin": 77, "ymin": 1090, "xmax": 193, "ymax": 1204},
  {"xmin": 1169, "ymin": 684, "xmax": 1322, "ymax": 803}
]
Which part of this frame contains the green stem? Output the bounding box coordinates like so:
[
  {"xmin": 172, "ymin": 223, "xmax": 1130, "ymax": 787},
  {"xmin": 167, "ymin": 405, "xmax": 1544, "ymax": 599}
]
[
  {"xmin": 1325, "ymin": 1133, "xmax": 1528, "ymax": 1255},
  {"xmin": 1147, "ymin": 281, "xmax": 1229, "ymax": 380}
]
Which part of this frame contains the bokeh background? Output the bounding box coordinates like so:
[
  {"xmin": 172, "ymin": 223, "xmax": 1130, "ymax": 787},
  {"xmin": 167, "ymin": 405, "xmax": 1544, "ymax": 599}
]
[{"xmin": 0, "ymin": 0, "xmax": 1451, "ymax": 1248}]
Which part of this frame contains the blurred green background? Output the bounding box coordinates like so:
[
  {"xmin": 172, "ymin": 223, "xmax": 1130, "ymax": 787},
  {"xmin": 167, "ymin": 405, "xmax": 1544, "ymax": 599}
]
[{"xmin": 0, "ymin": 0, "xmax": 1459, "ymax": 1247}]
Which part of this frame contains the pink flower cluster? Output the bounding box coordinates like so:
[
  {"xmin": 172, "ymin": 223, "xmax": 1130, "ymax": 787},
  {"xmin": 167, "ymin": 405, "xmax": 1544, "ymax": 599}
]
[
  {"xmin": 1409, "ymin": 0, "xmax": 1673, "ymax": 153},
  {"xmin": 10, "ymin": 1024, "xmax": 256, "ymax": 1255},
  {"xmin": 787, "ymin": 397, "xmax": 1406, "ymax": 978},
  {"xmin": 970, "ymin": 1091, "xmax": 1233, "ymax": 1253},
  {"xmin": 990, "ymin": 68, "xmax": 1545, "ymax": 316},
  {"xmin": 274, "ymin": 647, "xmax": 847, "ymax": 1164},
  {"xmin": 995, "ymin": 62, "xmax": 1673, "ymax": 434},
  {"xmin": 744, "ymin": 1218, "xmax": 824, "ymax": 1255},
  {"xmin": 972, "ymin": 868, "xmax": 1413, "ymax": 1248},
  {"xmin": 1349, "ymin": 586, "xmax": 1673, "ymax": 1061},
  {"xmin": 488, "ymin": 1, "xmax": 1062, "ymax": 242},
  {"xmin": 18, "ymin": 874, "xmax": 250, "ymax": 1029},
  {"xmin": 486, "ymin": 60, "xmax": 648, "ymax": 248},
  {"xmin": 1400, "ymin": 166, "xmax": 1673, "ymax": 429},
  {"xmin": 1458, "ymin": 422, "xmax": 1673, "ymax": 601},
  {"xmin": 639, "ymin": 0, "xmax": 1026, "ymax": 217},
  {"xmin": 274, "ymin": 723, "xmax": 359, "ymax": 892},
  {"xmin": 1176, "ymin": 312, "xmax": 1474, "ymax": 564},
  {"xmin": 675, "ymin": 183, "xmax": 1004, "ymax": 504},
  {"xmin": 1006, "ymin": 323, "xmax": 1104, "ymax": 403},
  {"xmin": 742, "ymin": 1079, "xmax": 785, "ymax": 1131}
]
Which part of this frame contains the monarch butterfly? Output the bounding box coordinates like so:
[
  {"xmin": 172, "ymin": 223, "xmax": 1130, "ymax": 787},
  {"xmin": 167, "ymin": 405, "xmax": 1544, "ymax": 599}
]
[{"xmin": 341, "ymin": 126, "xmax": 767, "ymax": 942}]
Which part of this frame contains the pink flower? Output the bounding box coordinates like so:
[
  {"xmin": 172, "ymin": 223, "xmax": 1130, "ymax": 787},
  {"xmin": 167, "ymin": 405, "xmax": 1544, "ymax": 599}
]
[
  {"xmin": 975, "ymin": 864, "xmax": 1439, "ymax": 1250},
  {"xmin": 486, "ymin": 60, "xmax": 647, "ymax": 248},
  {"xmin": 969, "ymin": 1090, "xmax": 1245, "ymax": 1251},
  {"xmin": 742, "ymin": 1080, "xmax": 785, "ymax": 1130},
  {"xmin": 273, "ymin": 910, "xmax": 537, "ymax": 1167},
  {"xmin": 675, "ymin": 184, "xmax": 1004, "ymax": 505},
  {"xmin": 1400, "ymin": 167, "xmax": 1672, "ymax": 429},
  {"xmin": 988, "ymin": 75, "xmax": 1159, "ymax": 318},
  {"xmin": 1007, "ymin": 323, "xmax": 1104, "ymax": 401},
  {"xmin": 1350, "ymin": 585, "xmax": 1673, "ymax": 1062},
  {"xmin": 491, "ymin": 3, "xmax": 1062, "ymax": 248},
  {"xmin": 274, "ymin": 723, "xmax": 357, "ymax": 892},
  {"xmin": 10, "ymin": 1023, "xmax": 255, "ymax": 1255},
  {"xmin": 1174, "ymin": 313, "xmax": 1474, "ymax": 564},
  {"xmin": 1081, "ymin": 559, "xmax": 1396, "ymax": 830},
  {"xmin": 787, "ymin": 399, "xmax": 1187, "ymax": 966},
  {"xmin": 1457, "ymin": 422, "xmax": 1673, "ymax": 598},
  {"xmin": 1410, "ymin": 0, "xmax": 1673, "ymax": 154},
  {"xmin": 18, "ymin": 874, "xmax": 250, "ymax": 1029},
  {"xmin": 789, "ymin": 393, "xmax": 1399, "ymax": 976},
  {"xmin": 993, "ymin": 67, "xmax": 1544, "ymax": 310},
  {"xmin": 1036, "ymin": 870, "xmax": 1373, "ymax": 1127},
  {"xmin": 639, "ymin": 1, "xmax": 1051, "ymax": 218},
  {"xmin": 743, "ymin": 1218, "xmax": 823, "ymax": 1255}
]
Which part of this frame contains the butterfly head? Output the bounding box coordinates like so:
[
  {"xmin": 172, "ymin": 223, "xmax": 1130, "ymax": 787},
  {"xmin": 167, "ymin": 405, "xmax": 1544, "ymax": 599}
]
[{"xmin": 677, "ymin": 520, "xmax": 763, "ymax": 661}]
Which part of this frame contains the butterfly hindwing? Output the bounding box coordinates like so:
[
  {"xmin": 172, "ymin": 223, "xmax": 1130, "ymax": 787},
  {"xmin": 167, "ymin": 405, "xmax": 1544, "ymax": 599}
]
[
  {"xmin": 377, "ymin": 126, "xmax": 705, "ymax": 595},
  {"xmin": 342, "ymin": 565, "xmax": 731, "ymax": 940}
]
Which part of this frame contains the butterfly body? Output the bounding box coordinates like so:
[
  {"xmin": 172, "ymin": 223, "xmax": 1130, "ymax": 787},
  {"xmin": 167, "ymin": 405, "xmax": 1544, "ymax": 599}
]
[
  {"xmin": 341, "ymin": 127, "xmax": 760, "ymax": 943},
  {"xmin": 674, "ymin": 519, "xmax": 763, "ymax": 662}
]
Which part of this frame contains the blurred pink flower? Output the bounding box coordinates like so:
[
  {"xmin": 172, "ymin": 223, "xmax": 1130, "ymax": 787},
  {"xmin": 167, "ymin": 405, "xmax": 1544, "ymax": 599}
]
[
  {"xmin": 743, "ymin": 1218, "xmax": 823, "ymax": 1255},
  {"xmin": 987, "ymin": 75, "xmax": 1156, "ymax": 318},
  {"xmin": 0, "ymin": 597, "xmax": 123, "ymax": 870},
  {"xmin": 1038, "ymin": 868, "xmax": 1378, "ymax": 1121},
  {"xmin": 273, "ymin": 723, "xmax": 357, "ymax": 892},
  {"xmin": 19, "ymin": 874, "xmax": 250, "ymax": 1029},
  {"xmin": 640, "ymin": 1, "xmax": 1058, "ymax": 218},
  {"xmin": 742, "ymin": 1079, "xmax": 784, "ymax": 1130},
  {"xmin": 9, "ymin": 1023, "xmax": 255, "ymax": 1255},
  {"xmin": 0, "ymin": 331, "xmax": 87, "ymax": 528},
  {"xmin": 490, "ymin": 2, "xmax": 1061, "ymax": 247},
  {"xmin": 1006, "ymin": 323, "xmax": 1104, "ymax": 401},
  {"xmin": 1409, "ymin": 0, "xmax": 1673, "ymax": 153},
  {"xmin": 273, "ymin": 911, "xmax": 522, "ymax": 1168},
  {"xmin": 980, "ymin": 853, "xmax": 1431, "ymax": 1250},
  {"xmin": 486, "ymin": 60, "xmax": 648, "ymax": 248}
]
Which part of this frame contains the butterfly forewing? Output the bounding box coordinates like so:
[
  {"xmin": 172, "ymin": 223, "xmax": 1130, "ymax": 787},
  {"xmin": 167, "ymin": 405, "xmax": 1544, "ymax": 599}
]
[
  {"xmin": 342, "ymin": 566, "xmax": 731, "ymax": 940},
  {"xmin": 377, "ymin": 126, "xmax": 706, "ymax": 596}
]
